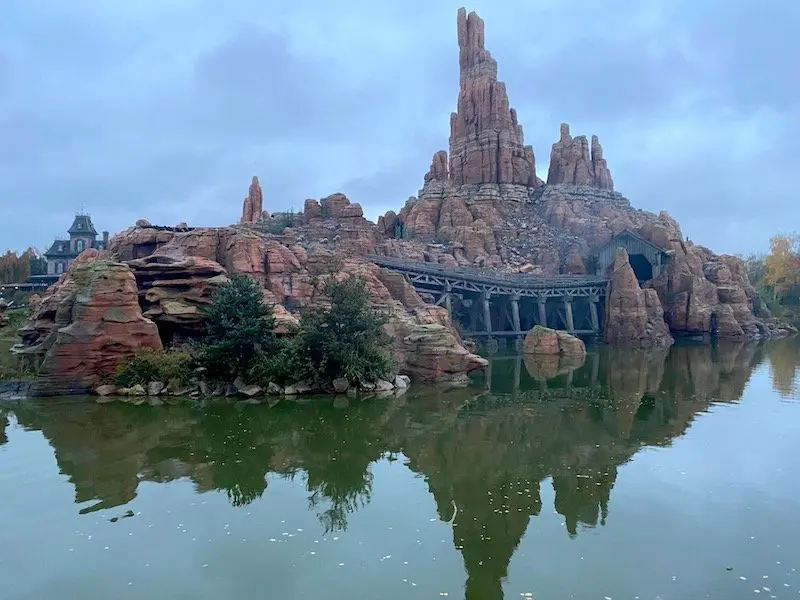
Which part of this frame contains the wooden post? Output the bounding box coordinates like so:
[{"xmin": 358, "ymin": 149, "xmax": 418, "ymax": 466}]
[
  {"xmin": 537, "ymin": 298, "xmax": 547, "ymax": 327},
  {"xmin": 589, "ymin": 296, "xmax": 600, "ymax": 332},
  {"xmin": 444, "ymin": 282, "xmax": 452, "ymax": 315},
  {"xmin": 511, "ymin": 294, "xmax": 521, "ymax": 334},
  {"xmin": 564, "ymin": 297, "xmax": 575, "ymax": 333},
  {"xmin": 482, "ymin": 290, "xmax": 492, "ymax": 335}
]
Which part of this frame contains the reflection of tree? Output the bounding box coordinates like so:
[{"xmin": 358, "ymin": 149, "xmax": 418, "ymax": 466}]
[
  {"xmin": 767, "ymin": 338, "xmax": 800, "ymax": 398},
  {"xmin": 0, "ymin": 408, "xmax": 8, "ymax": 445},
  {"xmin": 9, "ymin": 342, "xmax": 772, "ymax": 600}
]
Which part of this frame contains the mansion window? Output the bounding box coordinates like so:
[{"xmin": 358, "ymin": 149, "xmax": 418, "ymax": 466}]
[
  {"xmin": 76, "ymin": 239, "xmax": 85, "ymax": 252},
  {"xmin": 56, "ymin": 262, "xmax": 65, "ymax": 274}
]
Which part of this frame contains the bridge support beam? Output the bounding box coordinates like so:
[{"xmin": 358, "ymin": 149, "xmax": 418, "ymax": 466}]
[
  {"xmin": 444, "ymin": 283, "xmax": 452, "ymax": 315},
  {"xmin": 589, "ymin": 296, "xmax": 600, "ymax": 333},
  {"xmin": 564, "ymin": 298, "xmax": 575, "ymax": 333},
  {"xmin": 482, "ymin": 291, "xmax": 492, "ymax": 335},
  {"xmin": 537, "ymin": 299, "xmax": 547, "ymax": 327},
  {"xmin": 511, "ymin": 294, "xmax": 521, "ymax": 334}
]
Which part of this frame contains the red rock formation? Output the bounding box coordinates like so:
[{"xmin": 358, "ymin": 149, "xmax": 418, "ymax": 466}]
[
  {"xmin": 19, "ymin": 257, "xmax": 162, "ymax": 396},
  {"xmin": 127, "ymin": 254, "xmax": 229, "ymax": 340},
  {"xmin": 241, "ymin": 176, "xmax": 264, "ymax": 224},
  {"xmin": 523, "ymin": 326, "xmax": 586, "ymax": 360},
  {"xmin": 546, "ymin": 124, "xmax": 614, "ymax": 190},
  {"xmin": 107, "ymin": 225, "xmax": 487, "ymax": 383},
  {"xmin": 448, "ymin": 8, "xmax": 539, "ymax": 186},
  {"xmin": 604, "ymin": 248, "xmax": 672, "ymax": 347},
  {"xmin": 425, "ymin": 151, "xmax": 449, "ymax": 183}
]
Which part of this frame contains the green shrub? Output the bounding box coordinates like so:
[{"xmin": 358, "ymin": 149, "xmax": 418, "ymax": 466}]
[
  {"xmin": 115, "ymin": 348, "xmax": 193, "ymax": 387},
  {"xmin": 249, "ymin": 338, "xmax": 301, "ymax": 386},
  {"xmin": 194, "ymin": 274, "xmax": 278, "ymax": 381},
  {"xmin": 294, "ymin": 277, "xmax": 393, "ymax": 385},
  {"xmin": 1, "ymin": 308, "xmax": 30, "ymax": 334},
  {"xmin": 263, "ymin": 211, "xmax": 295, "ymax": 234}
]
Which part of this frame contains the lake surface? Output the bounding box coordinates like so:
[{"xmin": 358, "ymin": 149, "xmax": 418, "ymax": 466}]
[{"xmin": 2, "ymin": 341, "xmax": 800, "ymax": 600}]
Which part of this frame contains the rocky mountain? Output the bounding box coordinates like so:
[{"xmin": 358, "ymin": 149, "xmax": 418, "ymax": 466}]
[{"xmin": 13, "ymin": 8, "xmax": 790, "ymax": 395}]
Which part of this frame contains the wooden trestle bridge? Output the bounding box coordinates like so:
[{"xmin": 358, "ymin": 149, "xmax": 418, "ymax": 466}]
[{"xmin": 367, "ymin": 255, "xmax": 609, "ymax": 338}]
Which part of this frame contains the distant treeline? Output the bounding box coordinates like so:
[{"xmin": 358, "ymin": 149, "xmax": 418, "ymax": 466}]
[
  {"xmin": 743, "ymin": 234, "xmax": 800, "ymax": 322},
  {"xmin": 0, "ymin": 249, "xmax": 47, "ymax": 284}
]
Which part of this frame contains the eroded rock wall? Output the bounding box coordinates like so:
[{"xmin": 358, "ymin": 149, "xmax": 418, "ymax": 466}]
[{"xmin": 19, "ymin": 252, "xmax": 162, "ymax": 396}]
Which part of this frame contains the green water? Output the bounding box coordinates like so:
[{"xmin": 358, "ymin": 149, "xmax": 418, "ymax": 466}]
[{"xmin": 2, "ymin": 341, "xmax": 800, "ymax": 600}]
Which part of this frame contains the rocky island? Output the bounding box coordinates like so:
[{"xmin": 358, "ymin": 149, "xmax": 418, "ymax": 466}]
[{"xmin": 8, "ymin": 7, "xmax": 791, "ymax": 398}]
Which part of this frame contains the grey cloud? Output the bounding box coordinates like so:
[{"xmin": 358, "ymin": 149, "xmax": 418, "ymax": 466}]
[{"xmin": 0, "ymin": 0, "xmax": 797, "ymax": 258}]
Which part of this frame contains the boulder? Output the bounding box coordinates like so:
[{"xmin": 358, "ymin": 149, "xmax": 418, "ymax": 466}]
[
  {"xmin": 604, "ymin": 248, "xmax": 673, "ymax": 347},
  {"xmin": 332, "ymin": 378, "xmax": 350, "ymax": 393},
  {"xmin": 95, "ymin": 384, "xmax": 117, "ymax": 397},
  {"xmin": 18, "ymin": 258, "xmax": 162, "ymax": 397},
  {"xmin": 523, "ymin": 326, "xmax": 586, "ymax": 361},
  {"xmin": 374, "ymin": 379, "xmax": 394, "ymax": 392},
  {"xmin": 147, "ymin": 381, "xmax": 165, "ymax": 396},
  {"xmin": 239, "ymin": 384, "xmax": 263, "ymax": 398}
]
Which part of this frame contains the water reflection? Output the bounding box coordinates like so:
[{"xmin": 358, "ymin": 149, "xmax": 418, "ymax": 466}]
[{"xmin": 5, "ymin": 340, "xmax": 797, "ymax": 599}]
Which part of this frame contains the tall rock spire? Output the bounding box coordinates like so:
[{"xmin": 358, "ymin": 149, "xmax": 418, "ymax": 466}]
[
  {"xmin": 448, "ymin": 8, "xmax": 539, "ymax": 187},
  {"xmin": 546, "ymin": 124, "xmax": 614, "ymax": 191},
  {"xmin": 241, "ymin": 176, "xmax": 264, "ymax": 223}
]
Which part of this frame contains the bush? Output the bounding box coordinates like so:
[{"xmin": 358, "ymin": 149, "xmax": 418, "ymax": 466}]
[
  {"xmin": 263, "ymin": 211, "xmax": 295, "ymax": 234},
  {"xmin": 194, "ymin": 274, "xmax": 278, "ymax": 381},
  {"xmin": 249, "ymin": 338, "xmax": 301, "ymax": 387},
  {"xmin": 115, "ymin": 348, "xmax": 193, "ymax": 387},
  {"xmin": 294, "ymin": 277, "xmax": 393, "ymax": 385}
]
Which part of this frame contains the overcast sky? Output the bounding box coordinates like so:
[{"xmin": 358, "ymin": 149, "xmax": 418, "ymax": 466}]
[{"xmin": 1, "ymin": 0, "xmax": 797, "ymax": 256}]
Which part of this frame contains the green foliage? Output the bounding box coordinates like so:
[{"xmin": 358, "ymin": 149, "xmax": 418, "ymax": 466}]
[
  {"xmin": 249, "ymin": 338, "xmax": 301, "ymax": 386},
  {"xmin": 115, "ymin": 348, "xmax": 193, "ymax": 387},
  {"xmin": 293, "ymin": 277, "xmax": 392, "ymax": 385},
  {"xmin": 263, "ymin": 211, "xmax": 295, "ymax": 234},
  {"xmin": 2, "ymin": 308, "xmax": 31, "ymax": 332},
  {"xmin": 194, "ymin": 274, "xmax": 278, "ymax": 381}
]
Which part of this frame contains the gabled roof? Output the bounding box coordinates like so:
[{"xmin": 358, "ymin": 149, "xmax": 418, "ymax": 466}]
[
  {"xmin": 595, "ymin": 229, "xmax": 668, "ymax": 256},
  {"xmin": 68, "ymin": 214, "xmax": 97, "ymax": 236}
]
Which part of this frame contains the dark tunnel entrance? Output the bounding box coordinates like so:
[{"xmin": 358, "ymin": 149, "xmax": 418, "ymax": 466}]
[{"xmin": 628, "ymin": 254, "xmax": 653, "ymax": 283}]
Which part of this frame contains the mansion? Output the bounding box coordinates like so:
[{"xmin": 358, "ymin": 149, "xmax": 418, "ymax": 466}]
[{"xmin": 44, "ymin": 214, "xmax": 109, "ymax": 276}]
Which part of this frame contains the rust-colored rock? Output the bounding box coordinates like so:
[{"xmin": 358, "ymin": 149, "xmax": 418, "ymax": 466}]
[
  {"xmin": 127, "ymin": 254, "xmax": 229, "ymax": 341},
  {"xmin": 604, "ymin": 248, "xmax": 672, "ymax": 347},
  {"xmin": 425, "ymin": 151, "xmax": 449, "ymax": 183},
  {"xmin": 448, "ymin": 8, "xmax": 539, "ymax": 186},
  {"xmin": 241, "ymin": 176, "xmax": 264, "ymax": 224},
  {"xmin": 19, "ymin": 258, "xmax": 162, "ymax": 396},
  {"xmin": 523, "ymin": 326, "xmax": 586, "ymax": 361},
  {"xmin": 546, "ymin": 124, "xmax": 614, "ymax": 190}
]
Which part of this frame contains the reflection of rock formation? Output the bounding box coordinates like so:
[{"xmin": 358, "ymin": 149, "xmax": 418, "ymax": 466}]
[
  {"xmin": 8, "ymin": 343, "xmax": 772, "ymax": 599},
  {"xmin": 553, "ymin": 468, "xmax": 616, "ymax": 537}
]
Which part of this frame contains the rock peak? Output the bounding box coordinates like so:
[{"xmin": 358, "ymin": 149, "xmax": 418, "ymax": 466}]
[
  {"xmin": 457, "ymin": 8, "xmax": 497, "ymax": 83},
  {"xmin": 241, "ymin": 175, "xmax": 264, "ymax": 224},
  {"xmin": 546, "ymin": 124, "xmax": 614, "ymax": 191},
  {"xmin": 448, "ymin": 8, "xmax": 539, "ymax": 187}
]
